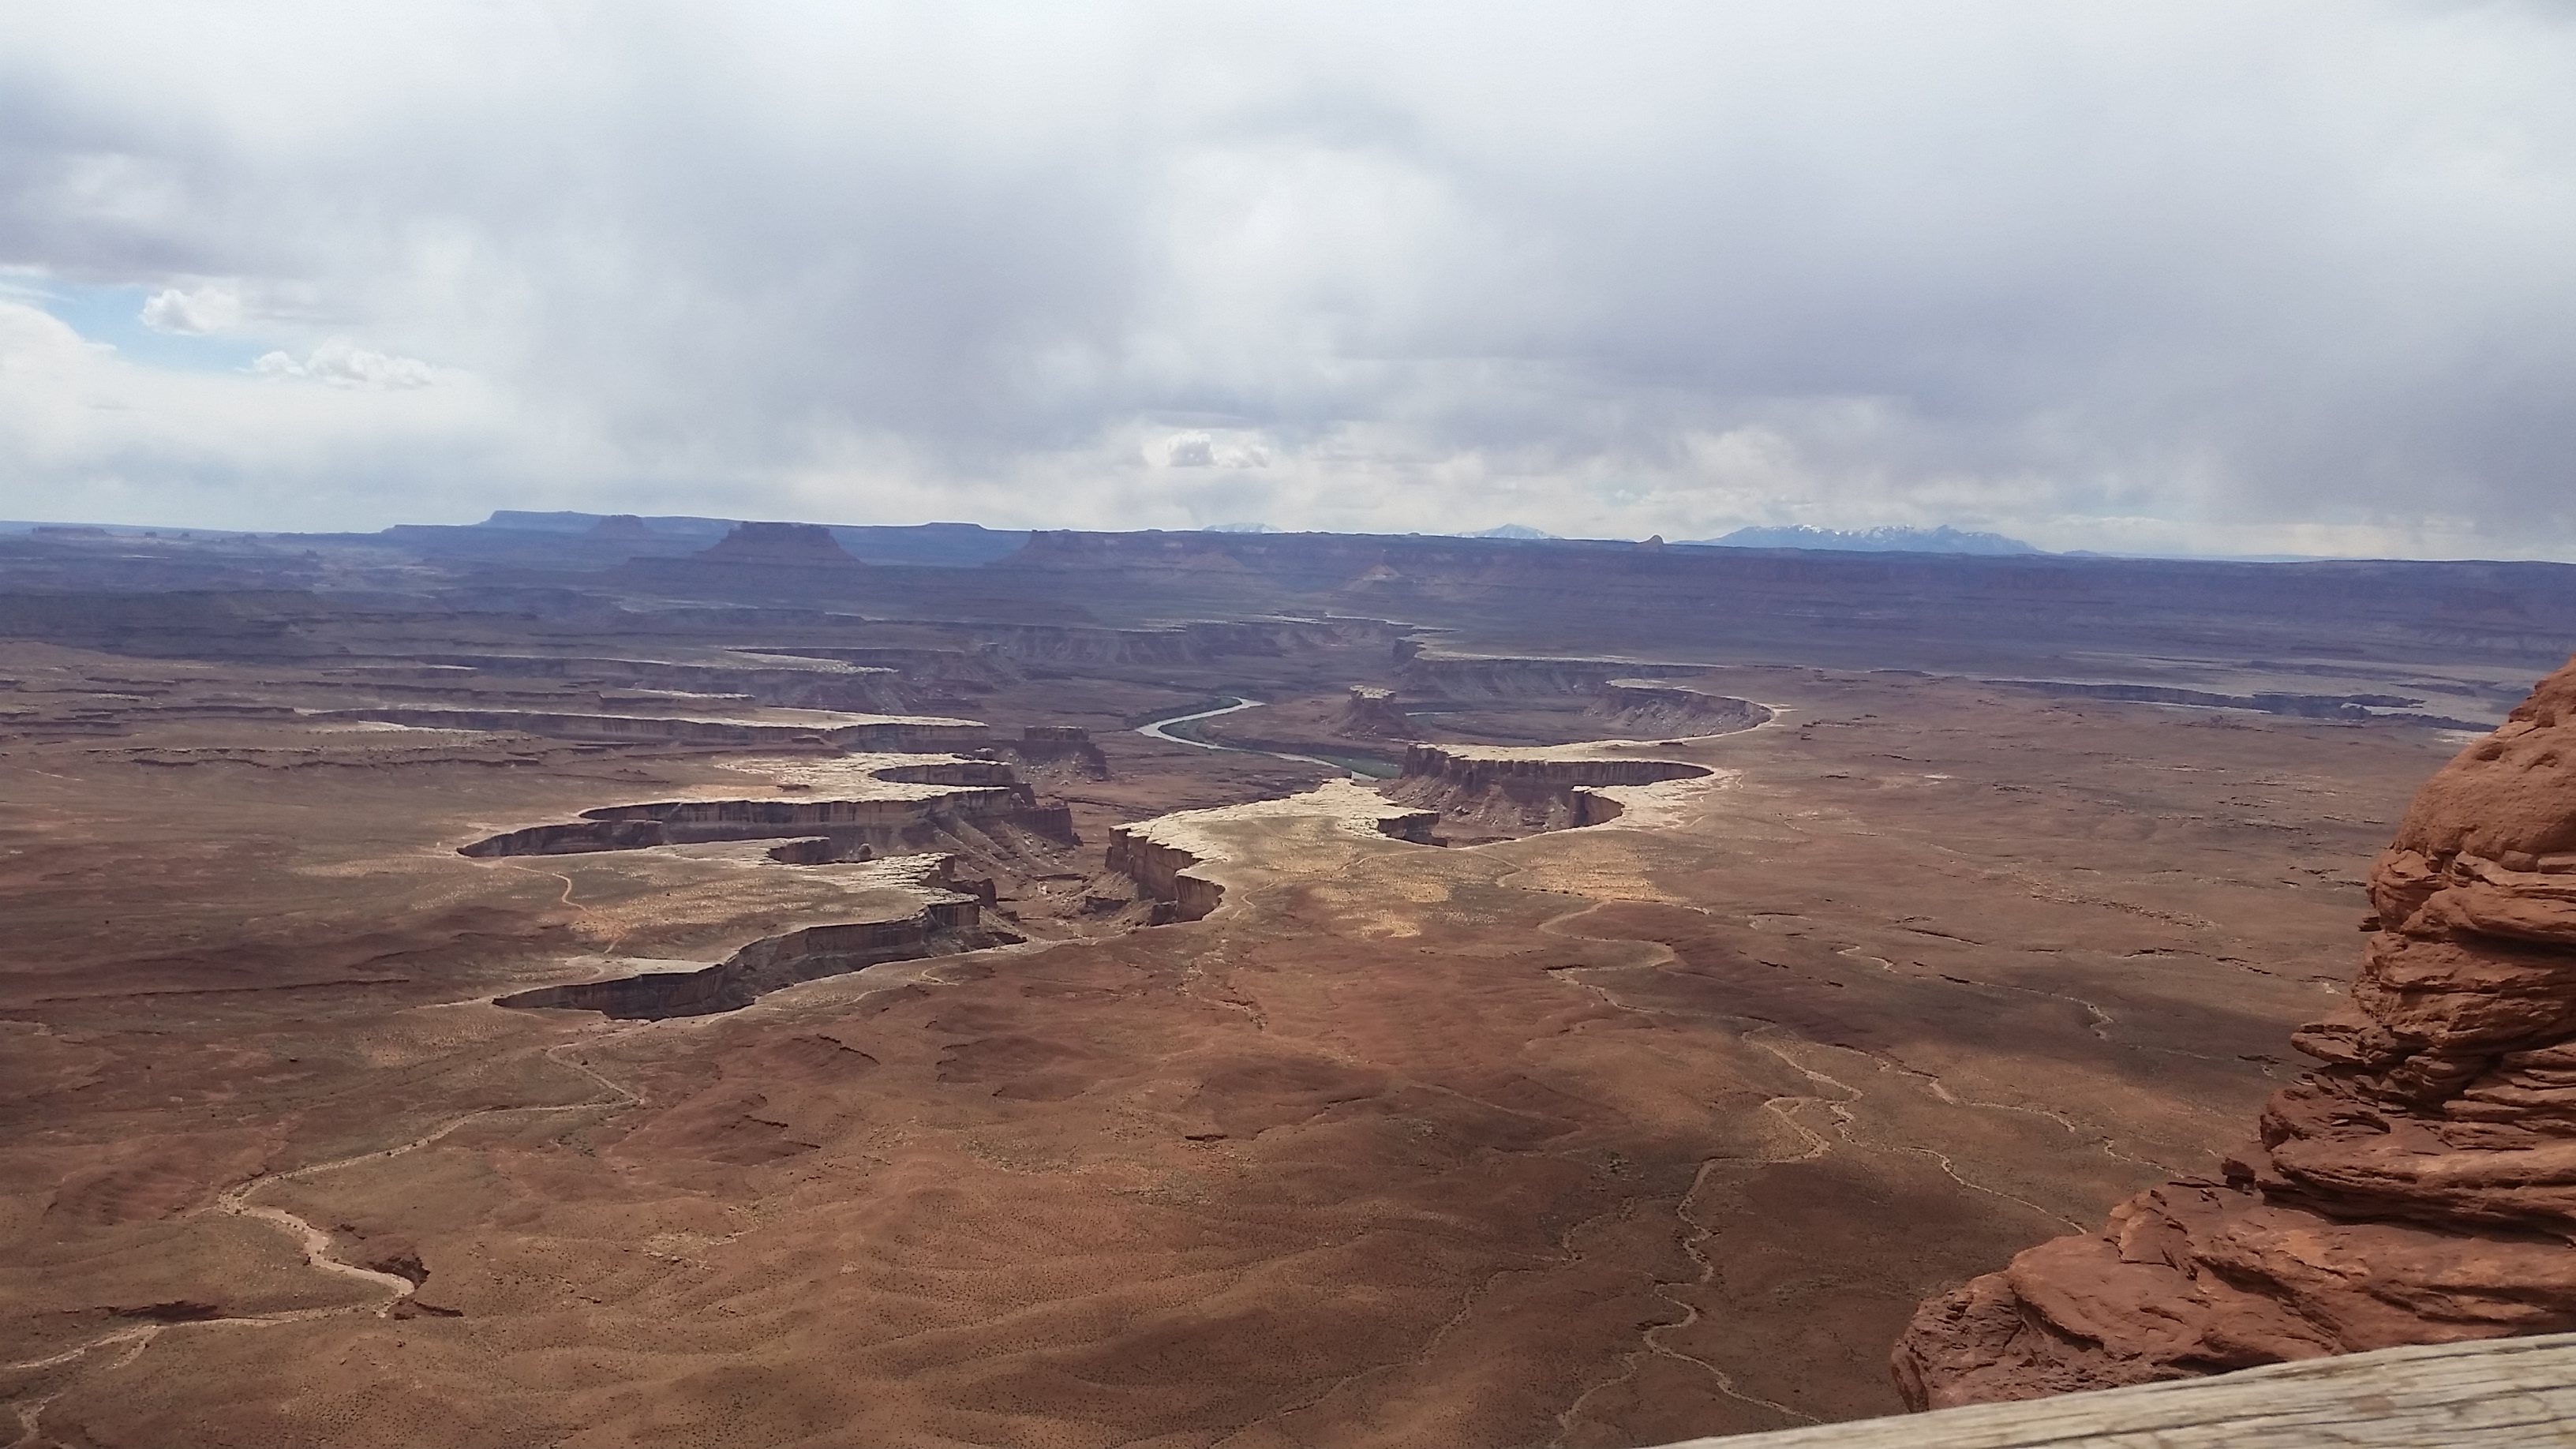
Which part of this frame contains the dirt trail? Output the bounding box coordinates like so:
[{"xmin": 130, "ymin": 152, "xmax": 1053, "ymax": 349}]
[{"xmin": 3, "ymin": 1037, "xmax": 645, "ymax": 1447}]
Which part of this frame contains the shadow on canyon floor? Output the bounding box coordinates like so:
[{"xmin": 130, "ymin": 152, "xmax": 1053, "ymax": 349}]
[{"xmin": 0, "ymin": 522, "xmax": 2539, "ymax": 1447}]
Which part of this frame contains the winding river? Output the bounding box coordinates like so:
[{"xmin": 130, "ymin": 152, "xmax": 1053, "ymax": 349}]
[
  {"xmin": 1133, "ymin": 696, "xmax": 1399, "ymax": 777},
  {"xmin": 1135, "ymin": 695, "xmax": 1267, "ymax": 747}
]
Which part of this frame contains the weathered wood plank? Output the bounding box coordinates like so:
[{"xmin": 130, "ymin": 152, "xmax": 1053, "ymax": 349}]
[{"xmin": 1656, "ymin": 1331, "xmax": 2576, "ymax": 1448}]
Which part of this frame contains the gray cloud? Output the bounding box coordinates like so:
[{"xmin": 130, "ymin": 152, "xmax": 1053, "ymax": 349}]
[{"xmin": 0, "ymin": 1, "xmax": 2570, "ymax": 554}]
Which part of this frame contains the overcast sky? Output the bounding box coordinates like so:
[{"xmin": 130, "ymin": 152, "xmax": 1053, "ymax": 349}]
[{"xmin": 2, "ymin": 2, "xmax": 2571, "ymax": 556}]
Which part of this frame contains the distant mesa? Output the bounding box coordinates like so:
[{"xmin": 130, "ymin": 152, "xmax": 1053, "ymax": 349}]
[
  {"xmin": 463, "ymin": 511, "xmax": 1029, "ymax": 565},
  {"xmin": 694, "ymin": 522, "xmax": 861, "ymax": 567},
  {"xmin": 1203, "ymin": 522, "xmax": 1281, "ymax": 534},
  {"xmin": 585, "ymin": 514, "xmax": 657, "ymax": 542},
  {"xmin": 1468, "ymin": 523, "xmax": 1559, "ymax": 540},
  {"xmin": 1694, "ymin": 524, "xmax": 2041, "ymax": 556}
]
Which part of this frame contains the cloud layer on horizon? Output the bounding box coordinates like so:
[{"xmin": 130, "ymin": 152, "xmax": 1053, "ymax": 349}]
[{"xmin": 1, "ymin": 2, "xmax": 2571, "ymax": 556}]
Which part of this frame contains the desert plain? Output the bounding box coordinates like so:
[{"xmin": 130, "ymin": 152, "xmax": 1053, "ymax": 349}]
[{"xmin": 5, "ymin": 518, "xmax": 2571, "ymax": 1447}]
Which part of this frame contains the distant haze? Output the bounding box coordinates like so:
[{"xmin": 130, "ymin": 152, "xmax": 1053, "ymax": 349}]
[
  {"xmin": 2, "ymin": 3, "xmax": 2573, "ymax": 559},
  {"xmin": 1694, "ymin": 525, "xmax": 2040, "ymax": 556}
]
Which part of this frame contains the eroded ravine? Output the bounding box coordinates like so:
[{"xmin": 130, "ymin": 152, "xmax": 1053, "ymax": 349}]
[
  {"xmin": 3, "ymin": 1037, "xmax": 650, "ymax": 1447},
  {"xmin": 1522, "ymin": 875, "xmax": 2144, "ymax": 1434}
]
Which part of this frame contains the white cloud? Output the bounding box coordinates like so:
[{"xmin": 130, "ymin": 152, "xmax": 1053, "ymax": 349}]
[
  {"xmin": 0, "ymin": 298, "xmax": 510, "ymax": 530},
  {"xmin": 0, "ymin": 298, "xmax": 105, "ymax": 377},
  {"xmin": 251, "ymin": 339, "xmax": 438, "ymax": 389},
  {"xmin": 0, "ymin": 2, "xmax": 2569, "ymax": 555},
  {"xmin": 1161, "ymin": 430, "xmax": 1271, "ymax": 469},
  {"xmin": 139, "ymin": 283, "xmax": 242, "ymax": 335}
]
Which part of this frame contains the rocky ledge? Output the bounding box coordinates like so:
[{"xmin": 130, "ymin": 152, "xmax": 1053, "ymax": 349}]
[
  {"xmin": 1589, "ymin": 679, "xmax": 1772, "ymax": 737},
  {"xmin": 459, "ymin": 751, "xmax": 1074, "ymax": 859},
  {"xmin": 1893, "ymin": 654, "xmax": 2576, "ymax": 1409},
  {"xmin": 495, "ymin": 856, "xmax": 1013, "ymax": 1018},
  {"xmin": 1380, "ymin": 742, "xmax": 1713, "ymax": 841},
  {"xmin": 317, "ymin": 705, "xmax": 985, "ymax": 751}
]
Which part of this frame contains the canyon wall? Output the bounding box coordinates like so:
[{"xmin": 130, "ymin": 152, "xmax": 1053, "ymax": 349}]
[
  {"xmin": 319, "ymin": 706, "xmax": 987, "ymax": 751},
  {"xmin": 1587, "ymin": 680, "xmax": 1772, "ymax": 737},
  {"xmin": 1382, "ymin": 743, "xmax": 1710, "ymax": 838},
  {"xmin": 407, "ymin": 652, "xmax": 921, "ymax": 713},
  {"xmin": 460, "ymin": 755, "xmax": 1076, "ymax": 861},
  {"xmin": 1893, "ymin": 654, "xmax": 2576, "ymax": 1410},
  {"xmin": 1102, "ymin": 830, "xmax": 1227, "ymax": 923},
  {"xmin": 1395, "ymin": 653, "xmax": 1660, "ymax": 701},
  {"xmin": 494, "ymin": 896, "xmax": 1004, "ymax": 1018},
  {"xmin": 994, "ymin": 724, "xmax": 1112, "ymax": 779}
]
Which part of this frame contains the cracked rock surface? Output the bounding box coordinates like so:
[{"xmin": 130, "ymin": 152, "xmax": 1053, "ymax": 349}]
[{"xmin": 1894, "ymin": 653, "xmax": 2576, "ymax": 1410}]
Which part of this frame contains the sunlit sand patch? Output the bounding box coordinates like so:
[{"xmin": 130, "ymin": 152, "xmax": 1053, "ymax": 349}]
[
  {"xmin": 1120, "ymin": 777, "xmax": 1432, "ymax": 865},
  {"xmin": 1305, "ymin": 875, "xmax": 1456, "ymax": 909},
  {"xmin": 1490, "ymin": 830, "xmax": 1708, "ymax": 903},
  {"xmin": 711, "ymin": 751, "xmax": 1003, "ymax": 800},
  {"xmin": 1577, "ymin": 765, "xmax": 1739, "ymax": 831}
]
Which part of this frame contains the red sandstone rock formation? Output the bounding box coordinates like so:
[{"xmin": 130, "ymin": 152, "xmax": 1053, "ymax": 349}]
[{"xmin": 1893, "ymin": 656, "xmax": 2576, "ymax": 1410}]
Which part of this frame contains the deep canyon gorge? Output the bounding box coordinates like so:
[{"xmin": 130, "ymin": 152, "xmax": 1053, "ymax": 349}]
[{"xmin": 6, "ymin": 517, "xmax": 2574, "ymax": 1447}]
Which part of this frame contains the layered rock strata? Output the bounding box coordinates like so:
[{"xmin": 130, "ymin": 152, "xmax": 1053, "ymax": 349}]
[
  {"xmin": 1381, "ymin": 743, "xmax": 1712, "ymax": 839},
  {"xmin": 411, "ymin": 650, "xmax": 918, "ymax": 713},
  {"xmin": 995, "ymin": 724, "xmax": 1111, "ymax": 779},
  {"xmin": 495, "ymin": 859, "xmax": 1013, "ymax": 1018},
  {"xmin": 1332, "ymin": 685, "xmax": 1420, "ymax": 740},
  {"xmin": 1893, "ymin": 656, "xmax": 2576, "ymax": 1410},
  {"xmin": 459, "ymin": 756, "xmax": 1075, "ymax": 859},
  {"xmin": 1395, "ymin": 651, "xmax": 1657, "ymax": 701},
  {"xmin": 1588, "ymin": 679, "xmax": 1772, "ymax": 737},
  {"xmin": 318, "ymin": 706, "xmax": 983, "ymax": 750}
]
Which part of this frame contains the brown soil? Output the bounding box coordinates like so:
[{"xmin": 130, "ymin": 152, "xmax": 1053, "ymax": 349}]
[{"xmin": 0, "ymin": 525, "xmax": 2529, "ymax": 1447}]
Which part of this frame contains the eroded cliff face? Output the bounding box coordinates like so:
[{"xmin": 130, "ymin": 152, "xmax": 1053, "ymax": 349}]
[
  {"xmin": 1395, "ymin": 653, "xmax": 1647, "ymax": 701},
  {"xmin": 996, "ymin": 724, "xmax": 1112, "ymax": 780},
  {"xmin": 1101, "ymin": 831, "xmax": 1228, "ymax": 923},
  {"xmin": 457, "ymin": 754, "xmax": 1074, "ymax": 860},
  {"xmin": 321, "ymin": 706, "xmax": 985, "ymax": 751},
  {"xmin": 1331, "ymin": 686, "xmax": 1420, "ymax": 740},
  {"xmin": 1893, "ymin": 655, "xmax": 2576, "ymax": 1410},
  {"xmin": 1380, "ymin": 743, "xmax": 1711, "ymax": 841},
  {"xmin": 1586, "ymin": 680, "xmax": 1771, "ymax": 738},
  {"xmin": 494, "ymin": 861, "xmax": 1010, "ymax": 1018}
]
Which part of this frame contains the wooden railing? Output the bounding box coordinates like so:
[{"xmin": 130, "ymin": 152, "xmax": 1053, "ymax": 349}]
[{"xmin": 1659, "ymin": 1332, "xmax": 2576, "ymax": 1449}]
